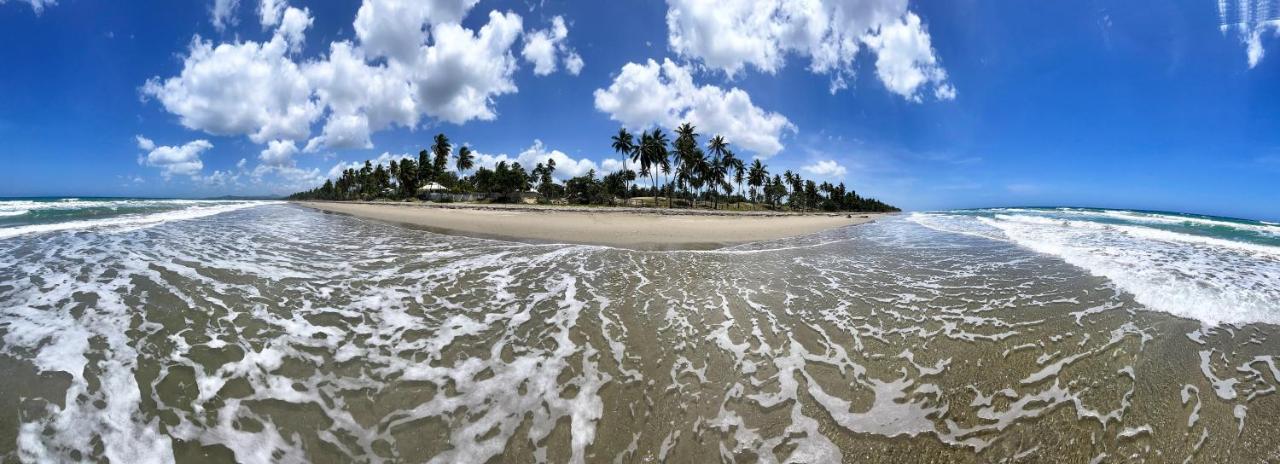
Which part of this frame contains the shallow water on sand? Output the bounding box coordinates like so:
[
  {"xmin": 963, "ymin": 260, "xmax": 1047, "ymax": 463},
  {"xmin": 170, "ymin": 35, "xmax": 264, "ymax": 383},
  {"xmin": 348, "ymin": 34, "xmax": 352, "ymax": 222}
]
[{"xmin": 2, "ymin": 204, "xmax": 1279, "ymax": 462}]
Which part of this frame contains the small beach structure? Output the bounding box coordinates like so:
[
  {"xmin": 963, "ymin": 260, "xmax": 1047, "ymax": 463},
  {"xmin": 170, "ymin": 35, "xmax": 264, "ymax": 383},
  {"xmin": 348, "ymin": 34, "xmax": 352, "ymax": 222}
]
[{"xmin": 417, "ymin": 182, "xmax": 448, "ymax": 193}]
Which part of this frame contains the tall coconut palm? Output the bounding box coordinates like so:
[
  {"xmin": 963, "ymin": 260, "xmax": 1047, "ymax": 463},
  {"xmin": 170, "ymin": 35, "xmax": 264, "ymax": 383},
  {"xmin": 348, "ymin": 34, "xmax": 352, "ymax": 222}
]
[
  {"xmin": 647, "ymin": 128, "xmax": 671, "ymax": 207},
  {"xmin": 772, "ymin": 174, "xmax": 784, "ymax": 208},
  {"xmin": 388, "ymin": 159, "xmax": 400, "ymax": 198},
  {"xmin": 610, "ymin": 128, "xmax": 636, "ymax": 192},
  {"xmin": 634, "ymin": 131, "xmax": 655, "ymax": 202},
  {"xmin": 455, "ymin": 146, "xmax": 474, "ymax": 192},
  {"xmin": 707, "ymin": 151, "xmax": 728, "ymax": 209},
  {"xmin": 788, "ymin": 172, "xmax": 805, "ymax": 211},
  {"xmin": 686, "ymin": 149, "xmax": 708, "ymax": 208},
  {"xmin": 722, "ymin": 150, "xmax": 744, "ymax": 209},
  {"xmin": 417, "ymin": 149, "xmax": 431, "ymax": 184},
  {"xmin": 747, "ymin": 159, "xmax": 766, "ymax": 205},
  {"xmin": 431, "ymin": 133, "xmax": 451, "ymax": 180},
  {"xmin": 706, "ymin": 135, "xmax": 731, "ymax": 209},
  {"xmin": 707, "ymin": 135, "xmax": 729, "ymax": 161},
  {"xmin": 778, "ymin": 169, "xmax": 788, "ymax": 207},
  {"xmin": 674, "ymin": 152, "xmax": 697, "ymax": 207},
  {"xmin": 671, "ymin": 123, "xmax": 695, "ymax": 207}
]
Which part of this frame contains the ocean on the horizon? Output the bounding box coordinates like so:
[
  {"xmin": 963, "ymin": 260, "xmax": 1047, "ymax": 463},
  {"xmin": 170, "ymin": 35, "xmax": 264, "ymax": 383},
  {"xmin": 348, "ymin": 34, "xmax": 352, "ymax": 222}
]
[
  {"xmin": 1, "ymin": 198, "xmax": 1279, "ymax": 462},
  {"xmin": 0, "ymin": 197, "xmax": 274, "ymax": 240}
]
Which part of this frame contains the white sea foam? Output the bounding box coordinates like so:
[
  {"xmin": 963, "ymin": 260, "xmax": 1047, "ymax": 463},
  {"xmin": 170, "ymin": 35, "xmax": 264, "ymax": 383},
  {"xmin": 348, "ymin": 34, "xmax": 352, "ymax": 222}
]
[
  {"xmin": 1094, "ymin": 210, "xmax": 1280, "ymax": 235},
  {"xmin": 0, "ymin": 201, "xmax": 275, "ymax": 240},
  {"xmin": 0, "ymin": 198, "xmax": 222, "ymax": 214},
  {"xmin": 971, "ymin": 208, "xmax": 1280, "ymax": 238},
  {"xmin": 910, "ymin": 211, "xmax": 1280, "ymax": 326},
  {"xmin": 1, "ymin": 205, "xmax": 1274, "ymax": 461}
]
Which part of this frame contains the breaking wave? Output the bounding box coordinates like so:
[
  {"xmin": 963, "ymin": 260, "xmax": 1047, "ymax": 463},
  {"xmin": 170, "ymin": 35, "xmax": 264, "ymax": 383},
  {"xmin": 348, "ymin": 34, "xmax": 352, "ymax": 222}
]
[{"xmin": 910, "ymin": 209, "xmax": 1280, "ymax": 326}]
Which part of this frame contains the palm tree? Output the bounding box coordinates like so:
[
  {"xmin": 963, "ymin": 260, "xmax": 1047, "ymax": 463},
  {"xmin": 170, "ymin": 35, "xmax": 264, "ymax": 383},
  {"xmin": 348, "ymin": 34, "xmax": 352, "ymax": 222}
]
[
  {"xmin": 747, "ymin": 159, "xmax": 762, "ymax": 205},
  {"xmin": 707, "ymin": 135, "xmax": 729, "ymax": 161},
  {"xmin": 708, "ymin": 152, "xmax": 728, "ymax": 209},
  {"xmin": 417, "ymin": 149, "xmax": 431, "ymax": 184},
  {"xmin": 783, "ymin": 170, "xmax": 796, "ymax": 209},
  {"xmin": 674, "ymin": 123, "xmax": 699, "ymax": 207},
  {"xmin": 788, "ymin": 172, "xmax": 805, "ymax": 212},
  {"xmin": 772, "ymin": 174, "xmax": 784, "ymax": 208},
  {"xmin": 431, "ymin": 133, "xmax": 451, "ymax": 180},
  {"xmin": 686, "ymin": 149, "xmax": 709, "ymax": 208},
  {"xmin": 610, "ymin": 128, "xmax": 636, "ymax": 192},
  {"xmin": 455, "ymin": 145, "xmax": 474, "ymax": 192},
  {"xmin": 388, "ymin": 159, "xmax": 400, "ymax": 198},
  {"xmin": 635, "ymin": 131, "xmax": 655, "ymax": 203},
  {"xmin": 722, "ymin": 151, "xmax": 743, "ymax": 209},
  {"xmin": 707, "ymin": 135, "xmax": 732, "ymax": 209},
  {"xmin": 647, "ymin": 128, "xmax": 671, "ymax": 207}
]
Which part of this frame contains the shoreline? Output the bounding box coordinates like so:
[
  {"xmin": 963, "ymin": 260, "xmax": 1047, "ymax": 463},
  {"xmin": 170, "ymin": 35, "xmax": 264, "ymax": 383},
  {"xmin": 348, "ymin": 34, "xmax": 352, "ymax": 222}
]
[{"xmin": 295, "ymin": 201, "xmax": 887, "ymax": 250}]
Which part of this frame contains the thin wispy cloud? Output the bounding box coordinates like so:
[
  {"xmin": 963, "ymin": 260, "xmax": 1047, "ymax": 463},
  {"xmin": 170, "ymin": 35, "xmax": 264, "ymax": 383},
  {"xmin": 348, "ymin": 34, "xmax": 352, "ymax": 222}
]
[{"xmin": 1218, "ymin": 0, "xmax": 1280, "ymax": 67}]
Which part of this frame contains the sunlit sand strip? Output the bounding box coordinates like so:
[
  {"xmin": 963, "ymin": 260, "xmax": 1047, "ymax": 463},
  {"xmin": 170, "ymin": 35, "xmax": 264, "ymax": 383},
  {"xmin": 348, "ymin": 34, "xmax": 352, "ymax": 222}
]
[{"xmin": 296, "ymin": 201, "xmax": 885, "ymax": 250}]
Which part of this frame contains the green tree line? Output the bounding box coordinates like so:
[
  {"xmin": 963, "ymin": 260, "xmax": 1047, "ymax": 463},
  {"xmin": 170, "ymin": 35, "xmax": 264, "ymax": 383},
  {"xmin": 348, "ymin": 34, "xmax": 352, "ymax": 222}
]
[{"xmin": 289, "ymin": 127, "xmax": 900, "ymax": 213}]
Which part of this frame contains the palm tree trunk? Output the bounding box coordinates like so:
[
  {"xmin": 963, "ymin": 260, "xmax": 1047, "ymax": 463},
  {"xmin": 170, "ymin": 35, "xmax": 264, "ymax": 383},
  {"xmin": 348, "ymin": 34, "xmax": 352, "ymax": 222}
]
[
  {"xmin": 650, "ymin": 174, "xmax": 657, "ymax": 207},
  {"xmin": 665, "ymin": 172, "xmax": 672, "ymax": 208}
]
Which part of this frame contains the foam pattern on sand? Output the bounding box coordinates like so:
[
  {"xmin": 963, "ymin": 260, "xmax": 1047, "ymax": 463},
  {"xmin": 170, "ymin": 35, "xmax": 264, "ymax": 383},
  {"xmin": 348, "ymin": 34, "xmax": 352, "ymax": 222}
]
[{"xmin": 2, "ymin": 205, "xmax": 1279, "ymax": 462}]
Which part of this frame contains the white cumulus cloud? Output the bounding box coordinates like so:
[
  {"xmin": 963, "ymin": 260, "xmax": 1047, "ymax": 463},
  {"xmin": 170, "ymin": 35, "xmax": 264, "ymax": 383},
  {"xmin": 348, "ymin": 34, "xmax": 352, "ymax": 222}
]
[
  {"xmin": 600, "ymin": 158, "xmax": 624, "ymax": 172},
  {"xmin": 862, "ymin": 12, "xmax": 955, "ymax": 102},
  {"xmin": 211, "ymin": 0, "xmax": 240, "ymax": 32},
  {"xmin": 276, "ymin": 6, "xmax": 313, "ymax": 53},
  {"xmin": 326, "ymin": 152, "xmax": 413, "ymax": 178},
  {"xmin": 302, "ymin": 41, "xmax": 417, "ymax": 151},
  {"xmin": 252, "ymin": 164, "xmax": 325, "ymax": 192},
  {"xmin": 801, "ymin": 159, "xmax": 847, "ymax": 178},
  {"xmin": 664, "ymin": 0, "xmax": 954, "ymax": 99},
  {"xmin": 353, "ymin": 0, "xmax": 480, "ymax": 64},
  {"xmin": 593, "ymin": 59, "xmax": 796, "ymax": 157},
  {"xmin": 259, "ymin": 139, "xmax": 299, "ymax": 166},
  {"xmin": 138, "ymin": 138, "xmax": 214, "ymax": 179},
  {"xmin": 521, "ymin": 16, "xmax": 582, "ymax": 76},
  {"xmin": 142, "ymin": 33, "xmax": 320, "ymax": 144},
  {"xmin": 415, "ymin": 10, "xmax": 524, "ymax": 124},
  {"xmin": 144, "ymin": 0, "xmax": 573, "ymax": 177},
  {"xmin": 135, "ymin": 135, "xmax": 156, "ymax": 151},
  {"xmin": 258, "ymin": 0, "xmax": 284, "ymax": 27},
  {"xmin": 472, "ymin": 140, "xmax": 618, "ymax": 180},
  {"xmin": 195, "ymin": 169, "xmax": 242, "ymax": 188}
]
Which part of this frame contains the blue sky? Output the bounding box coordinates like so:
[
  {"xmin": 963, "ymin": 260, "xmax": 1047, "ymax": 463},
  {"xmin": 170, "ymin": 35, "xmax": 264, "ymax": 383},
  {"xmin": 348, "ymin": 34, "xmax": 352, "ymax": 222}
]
[{"xmin": 1, "ymin": 0, "xmax": 1277, "ymax": 220}]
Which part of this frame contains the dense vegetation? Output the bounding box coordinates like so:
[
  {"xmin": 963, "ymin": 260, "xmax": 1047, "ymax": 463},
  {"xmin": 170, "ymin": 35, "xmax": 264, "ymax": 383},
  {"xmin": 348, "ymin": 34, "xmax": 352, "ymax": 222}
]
[{"xmin": 289, "ymin": 124, "xmax": 900, "ymax": 213}]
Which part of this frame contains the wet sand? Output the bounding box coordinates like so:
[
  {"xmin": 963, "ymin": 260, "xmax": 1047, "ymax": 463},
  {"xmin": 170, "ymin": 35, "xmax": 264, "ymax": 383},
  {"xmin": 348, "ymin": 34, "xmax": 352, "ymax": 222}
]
[
  {"xmin": 296, "ymin": 201, "xmax": 885, "ymax": 250},
  {"xmin": 4, "ymin": 204, "xmax": 1279, "ymax": 462}
]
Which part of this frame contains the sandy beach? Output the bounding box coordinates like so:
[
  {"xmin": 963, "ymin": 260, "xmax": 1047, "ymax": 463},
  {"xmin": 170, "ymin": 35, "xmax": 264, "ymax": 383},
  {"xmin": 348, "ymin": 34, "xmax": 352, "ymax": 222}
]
[{"xmin": 296, "ymin": 201, "xmax": 884, "ymax": 250}]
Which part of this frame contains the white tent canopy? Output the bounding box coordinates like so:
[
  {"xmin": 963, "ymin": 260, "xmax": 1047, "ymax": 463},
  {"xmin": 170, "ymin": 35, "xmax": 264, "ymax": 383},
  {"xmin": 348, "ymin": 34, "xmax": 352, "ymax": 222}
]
[{"xmin": 417, "ymin": 182, "xmax": 447, "ymax": 192}]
